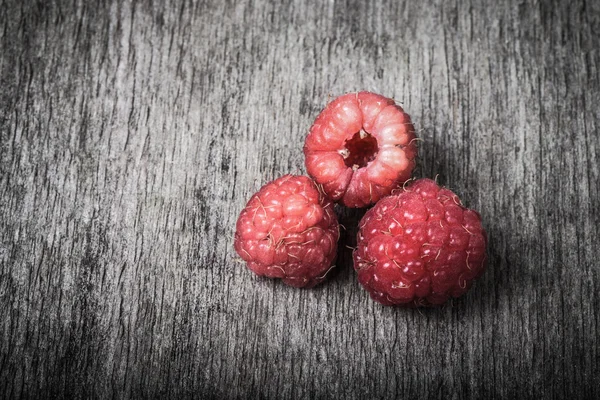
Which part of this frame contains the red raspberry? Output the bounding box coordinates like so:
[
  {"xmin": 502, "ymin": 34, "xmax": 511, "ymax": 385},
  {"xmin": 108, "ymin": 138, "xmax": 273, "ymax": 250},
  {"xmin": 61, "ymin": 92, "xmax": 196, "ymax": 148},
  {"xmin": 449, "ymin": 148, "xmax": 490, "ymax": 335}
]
[
  {"xmin": 234, "ymin": 175, "xmax": 340, "ymax": 288},
  {"xmin": 353, "ymin": 178, "xmax": 487, "ymax": 306},
  {"xmin": 303, "ymin": 92, "xmax": 418, "ymax": 208}
]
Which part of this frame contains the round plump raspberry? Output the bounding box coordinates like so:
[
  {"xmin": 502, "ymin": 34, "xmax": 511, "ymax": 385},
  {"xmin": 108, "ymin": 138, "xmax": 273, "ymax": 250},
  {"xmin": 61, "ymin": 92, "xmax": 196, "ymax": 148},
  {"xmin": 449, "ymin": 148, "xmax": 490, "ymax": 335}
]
[
  {"xmin": 353, "ymin": 178, "xmax": 487, "ymax": 306},
  {"xmin": 303, "ymin": 91, "xmax": 418, "ymax": 208},
  {"xmin": 234, "ymin": 175, "xmax": 340, "ymax": 288}
]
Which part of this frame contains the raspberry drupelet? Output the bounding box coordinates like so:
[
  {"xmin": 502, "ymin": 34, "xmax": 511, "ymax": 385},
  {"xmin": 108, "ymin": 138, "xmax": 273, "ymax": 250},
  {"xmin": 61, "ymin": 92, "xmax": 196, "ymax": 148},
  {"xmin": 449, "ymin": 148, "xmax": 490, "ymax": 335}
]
[
  {"xmin": 353, "ymin": 178, "xmax": 487, "ymax": 306},
  {"xmin": 234, "ymin": 175, "xmax": 340, "ymax": 288},
  {"xmin": 303, "ymin": 92, "xmax": 418, "ymax": 208}
]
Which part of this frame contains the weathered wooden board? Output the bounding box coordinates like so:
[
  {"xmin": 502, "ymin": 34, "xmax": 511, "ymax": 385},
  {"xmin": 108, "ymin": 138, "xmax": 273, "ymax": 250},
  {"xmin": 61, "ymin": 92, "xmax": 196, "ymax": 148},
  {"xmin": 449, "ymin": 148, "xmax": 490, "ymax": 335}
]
[{"xmin": 1, "ymin": 0, "xmax": 598, "ymax": 398}]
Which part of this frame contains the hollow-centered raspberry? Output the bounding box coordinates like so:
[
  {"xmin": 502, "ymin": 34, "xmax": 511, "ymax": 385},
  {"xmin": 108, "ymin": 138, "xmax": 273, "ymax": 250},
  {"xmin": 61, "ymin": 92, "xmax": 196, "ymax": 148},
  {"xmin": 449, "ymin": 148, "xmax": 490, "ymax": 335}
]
[
  {"xmin": 353, "ymin": 178, "xmax": 487, "ymax": 306},
  {"xmin": 234, "ymin": 174, "xmax": 340, "ymax": 288},
  {"xmin": 303, "ymin": 91, "xmax": 418, "ymax": 208}
]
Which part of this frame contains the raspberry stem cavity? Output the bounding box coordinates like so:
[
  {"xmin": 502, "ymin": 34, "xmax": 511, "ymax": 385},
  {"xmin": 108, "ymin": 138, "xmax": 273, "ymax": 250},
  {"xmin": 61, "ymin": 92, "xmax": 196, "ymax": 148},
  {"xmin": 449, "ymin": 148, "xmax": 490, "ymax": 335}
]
[{"xmin": 342, "ymin": 130, "xmax": 379, "ymax": 169}]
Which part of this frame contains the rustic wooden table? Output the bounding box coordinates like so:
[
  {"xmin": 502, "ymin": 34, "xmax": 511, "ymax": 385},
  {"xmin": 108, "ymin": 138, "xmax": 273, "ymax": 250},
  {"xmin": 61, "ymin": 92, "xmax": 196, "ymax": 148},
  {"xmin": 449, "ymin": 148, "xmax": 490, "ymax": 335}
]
[{"xmin": 1, "ymin": 0, "xmax": 598, "ymax": 398}]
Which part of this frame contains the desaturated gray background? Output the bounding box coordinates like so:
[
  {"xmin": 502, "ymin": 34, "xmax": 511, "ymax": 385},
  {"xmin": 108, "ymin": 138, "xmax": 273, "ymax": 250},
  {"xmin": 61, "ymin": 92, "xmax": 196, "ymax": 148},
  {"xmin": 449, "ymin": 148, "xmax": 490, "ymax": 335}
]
[{"xmin": 1, "ymin": 0, "xmax": 599, "ymax": 398}]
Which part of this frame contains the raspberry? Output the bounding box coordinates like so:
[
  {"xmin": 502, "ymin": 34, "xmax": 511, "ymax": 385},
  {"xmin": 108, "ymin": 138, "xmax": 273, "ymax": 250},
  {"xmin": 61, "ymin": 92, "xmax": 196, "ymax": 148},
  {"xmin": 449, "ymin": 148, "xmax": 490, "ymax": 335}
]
[
  {"xmin": 353, "ymin": 178, "xmax": 487, "ymax": 306},
  {"xmin": 303, "ymin": 92, "xmax": 418, "ymax": 208},
  {"xmin": 234, "ymin": 175, "xmax": 340, "ymax": 288}
]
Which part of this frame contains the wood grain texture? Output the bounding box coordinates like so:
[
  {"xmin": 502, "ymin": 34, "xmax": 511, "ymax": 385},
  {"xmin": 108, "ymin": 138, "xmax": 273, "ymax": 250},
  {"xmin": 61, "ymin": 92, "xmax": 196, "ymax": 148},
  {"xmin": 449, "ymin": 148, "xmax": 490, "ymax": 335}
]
[{"xmin": 1, "ymin": 0, "xmax": 599, "ymax": 398}]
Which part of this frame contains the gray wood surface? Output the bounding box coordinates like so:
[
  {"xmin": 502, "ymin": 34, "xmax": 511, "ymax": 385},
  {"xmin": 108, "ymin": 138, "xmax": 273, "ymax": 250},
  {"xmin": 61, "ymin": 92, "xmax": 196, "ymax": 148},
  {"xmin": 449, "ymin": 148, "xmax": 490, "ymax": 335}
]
[{"xmin": 1, "ymin": 0, "xmax": 599, "ymax": 398}]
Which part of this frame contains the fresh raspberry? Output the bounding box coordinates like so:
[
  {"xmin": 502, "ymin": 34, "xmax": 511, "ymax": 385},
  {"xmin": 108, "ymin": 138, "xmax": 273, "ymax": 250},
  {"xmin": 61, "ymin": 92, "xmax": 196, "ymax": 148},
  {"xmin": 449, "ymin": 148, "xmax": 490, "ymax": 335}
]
[
  {"xmin": 303, "ymin": 91, "xmax": 418, "ymax": 208},
  {"xmin": 234, "ymin": 175, "xmax": 340, "ymax": 288},
  {"xmin": 353, "ymin": 178, "xmax": 487, "ymax": 306}
]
